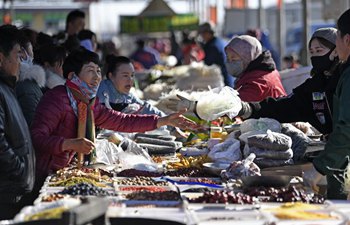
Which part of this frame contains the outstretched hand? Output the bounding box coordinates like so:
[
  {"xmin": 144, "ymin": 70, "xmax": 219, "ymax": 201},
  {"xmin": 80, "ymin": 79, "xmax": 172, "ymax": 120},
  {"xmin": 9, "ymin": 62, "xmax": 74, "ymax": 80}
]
[
  {"xmin": 302, "ymin": 163, "xmax": 327, "ymax": 194},
  {"xmin": 157, "ymin": 109, "xmax": 201, "ymax": 130}
]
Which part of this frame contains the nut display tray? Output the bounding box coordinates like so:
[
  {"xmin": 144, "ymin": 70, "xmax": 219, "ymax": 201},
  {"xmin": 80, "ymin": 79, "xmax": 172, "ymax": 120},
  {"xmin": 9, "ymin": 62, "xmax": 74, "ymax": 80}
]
[
  {"xmin": 115, "ymin": 185, "xmax": 176, "ymax": 193},
  {"xmin": 113, "ymin": 177, "xmax": 171, "ymax": 186},
  {"xmin": 119, "ymin": 200, "xmax": 183, "ymax": 208},
  {"xmin": 189, "ymin": 209, "xmax": 267, "ymax": 225}
]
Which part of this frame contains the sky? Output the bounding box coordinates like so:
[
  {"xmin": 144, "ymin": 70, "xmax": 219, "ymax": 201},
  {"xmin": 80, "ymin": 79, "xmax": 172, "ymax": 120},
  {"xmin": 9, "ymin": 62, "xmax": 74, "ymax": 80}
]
[{"xmin": 247, "ymin": 0, "xmax": 300, "ymax": 8}]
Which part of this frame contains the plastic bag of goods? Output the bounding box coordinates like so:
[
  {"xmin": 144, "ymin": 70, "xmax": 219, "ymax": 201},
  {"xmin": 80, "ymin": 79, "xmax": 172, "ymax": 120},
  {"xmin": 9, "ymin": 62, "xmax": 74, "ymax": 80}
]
[
  {"xmin": 281, "ymin": 123, "xmax": 312, "ymax": 162},
  {"xmin": 240, "ymin": 118, "xmax": 282, "ymax": 134},
  {"xmin": 208, "ymin": 132, "xmax": 242, "ymax": 163},
  {"xmin": 221, "ymin": 153, "xmax": 261, "ymax": 180},
  {"xmin": 247, "ymin": 130, "xmax": 292, "ymax": 151}
]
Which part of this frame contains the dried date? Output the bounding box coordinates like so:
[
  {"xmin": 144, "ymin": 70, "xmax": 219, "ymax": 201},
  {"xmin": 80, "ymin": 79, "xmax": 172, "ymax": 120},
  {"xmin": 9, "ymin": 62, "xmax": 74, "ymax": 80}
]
[
  {"xmin": 117, "ymin": 169, "xmax": 162, "ymax": 177},
  {"xmin": 126, "ymin": 191, "xmax": 180, "ymax": 201},
  {"xmin": 189, "ymin": 190, "xmax": 254, "ymax": 204},
  {"xmin": 244, "ymin": 186, "xmax": 324, "ymax": 204},
  {"xmin": 165, "ymin": 167, "xmax": 216, "ymax": 177}
]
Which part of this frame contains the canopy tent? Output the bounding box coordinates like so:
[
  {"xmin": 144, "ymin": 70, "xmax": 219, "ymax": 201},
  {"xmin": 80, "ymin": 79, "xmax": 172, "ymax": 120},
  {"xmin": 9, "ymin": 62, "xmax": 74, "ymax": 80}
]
[
  {"xmin": 139, "ymin": 0, "xmax": 176, "ymax": 17},
  {"xmin": 120, "ymin": 0, "xmax": 198, "ymax": 34}
]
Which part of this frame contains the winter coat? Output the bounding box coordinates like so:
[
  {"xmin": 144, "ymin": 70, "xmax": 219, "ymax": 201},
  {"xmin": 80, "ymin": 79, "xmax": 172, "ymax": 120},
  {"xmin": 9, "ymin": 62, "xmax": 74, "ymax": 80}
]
[
  {"xmin": 234, "ymin": 51, "xmax": 286, "ymax": 102},
  {"xmin": 313, "ymin": 60, "xmax": 350, "ymax": 199},
  {"xmin": 130, "ymin": 47, "xmax": 161, "ymax": 69},
  {"xmin": 97, "ymin": 79, "xmax": 165, "ymax": 116},
  {"xmin": 0, "ymin": 73, "xmax": 35, "ymax": 203},
  {"xmin": 15, "ymin": 63, "xmax": 46, "ymax": 126},
  {"xmin": 31, "ymin": 85, "xmax": 159, "ymax": 177},
  {"xmin": 202, "ymin": 37, "xmax": 234, "ymax": 87},
  {"xmin": 250, "ymin": 65, "xmax": 340, "ymax": 135},
  {"xmin": 45, "ymin": 69, "xmax": 65, "ymax": 90}
]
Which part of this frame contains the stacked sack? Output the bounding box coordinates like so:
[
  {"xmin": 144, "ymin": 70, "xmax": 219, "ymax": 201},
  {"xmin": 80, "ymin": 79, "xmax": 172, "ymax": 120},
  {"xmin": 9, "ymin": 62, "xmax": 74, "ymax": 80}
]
[
  {"xmin": 134, "ymin": 133, "xmax": 182, "ymax": 156},
  {"xmin": 243, "ymin": 130, "xmax": 294, "ymax": 168}
]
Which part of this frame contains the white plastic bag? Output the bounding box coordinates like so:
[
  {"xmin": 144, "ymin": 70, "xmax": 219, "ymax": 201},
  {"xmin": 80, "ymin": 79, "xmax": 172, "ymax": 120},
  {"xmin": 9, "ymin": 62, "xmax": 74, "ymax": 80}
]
[
  {"xmin": 196, "ymin": 86, "xmax": 242, "ymax": 121},
  {"xmin": 240, "ymin": 118, "xmax": 282, "ymax": 134},
  {"xmin": 95, "ymin": 139, "xmax": 123, "ymax": 165},
  {"xmin": 115, "ymin": 138, "xmax": 159, "ymax": 172},
  {"xmin": 208, "ymin": 136, "xmax": 242, "ymax": 163},
  {"xmin": 221, "ymin": 153, "xmax": 261, "ymax": 179},
  {"xmin": 116, "ymin": 151, "xmax": 158, "ymax": 172}
]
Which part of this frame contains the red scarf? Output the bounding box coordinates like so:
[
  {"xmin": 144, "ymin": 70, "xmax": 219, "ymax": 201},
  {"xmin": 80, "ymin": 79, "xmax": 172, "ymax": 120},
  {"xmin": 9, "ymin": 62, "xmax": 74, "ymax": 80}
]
[{"xmin": 66, "ymin": 80, "xmax": 96, "ymax": 167}]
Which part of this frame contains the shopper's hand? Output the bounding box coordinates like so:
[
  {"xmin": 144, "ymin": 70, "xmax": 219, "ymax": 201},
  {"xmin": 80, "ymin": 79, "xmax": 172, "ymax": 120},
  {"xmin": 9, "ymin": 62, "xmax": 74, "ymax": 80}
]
[
  {"xmin": 302, "ymin": 163, "xmax": 327, "ymax": 194},
  {"xmin": 157, "ymin": 109, "xmax": 201, "ymax": 130},
  {"xmin": 170, "ymin": 127, "xmax": 189, "ymax": 139},
  {"xmin": 62, "ymin": 138, "xmax": 95, "ymax": 154},
  {"xmin": 176, "ymin": 94, "xmax": 197, "ymax": 112}
]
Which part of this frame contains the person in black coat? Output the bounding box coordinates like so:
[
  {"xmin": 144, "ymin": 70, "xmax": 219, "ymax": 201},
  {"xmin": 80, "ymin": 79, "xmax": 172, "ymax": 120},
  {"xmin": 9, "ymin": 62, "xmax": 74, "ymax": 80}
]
[
  {"xmin": 0, "ymin": 25, "xmax": 36, "ymax": 220},
  {"xmin": 16, "ymin": 28, "xmax": 46, "ymax": 126}
]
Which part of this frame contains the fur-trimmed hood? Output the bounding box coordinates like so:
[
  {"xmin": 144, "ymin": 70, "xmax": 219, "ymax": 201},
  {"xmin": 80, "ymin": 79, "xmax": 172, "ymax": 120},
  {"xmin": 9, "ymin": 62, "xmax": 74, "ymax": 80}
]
[
  {"xmin": 19, "ymin": 63, "xmax": 46, "ymax": 87},
  {"xmin": 45, "ymin": 69, "xmax": 66, "ymax": 89}
]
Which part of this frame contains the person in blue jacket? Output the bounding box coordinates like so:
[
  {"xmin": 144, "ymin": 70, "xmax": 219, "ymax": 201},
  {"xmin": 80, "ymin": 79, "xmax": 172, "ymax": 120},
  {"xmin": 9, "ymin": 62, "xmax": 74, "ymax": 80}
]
[
  {"xmin": 97, "ymin": 55, "xmax": 186, "ymax": 137},
  {"xmin": 198, "ymin": 22, "xmax": 234, "ymax": 87},
  {"xmin": 130, "ymin": 39, "xmax": 161, "ymax": 70}
]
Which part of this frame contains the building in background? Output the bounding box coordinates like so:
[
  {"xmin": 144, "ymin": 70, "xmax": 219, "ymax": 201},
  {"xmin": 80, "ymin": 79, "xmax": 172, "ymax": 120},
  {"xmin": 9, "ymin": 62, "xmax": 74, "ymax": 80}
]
[{"xmin": 0, "ymin": 0, "xmax": 347, "ymax": 62}]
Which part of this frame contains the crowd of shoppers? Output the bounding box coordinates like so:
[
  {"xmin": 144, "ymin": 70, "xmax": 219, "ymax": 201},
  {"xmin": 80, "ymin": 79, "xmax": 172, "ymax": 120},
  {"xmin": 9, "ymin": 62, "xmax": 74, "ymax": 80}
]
[{"xmin": 1, "ymin": 6, "xmax": 350, "ymax": 222}]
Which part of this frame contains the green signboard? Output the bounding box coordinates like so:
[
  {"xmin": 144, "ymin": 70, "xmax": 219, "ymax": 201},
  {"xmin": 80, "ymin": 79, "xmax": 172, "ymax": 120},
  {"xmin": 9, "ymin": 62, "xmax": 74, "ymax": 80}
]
[{"xmin": 120, "ymin": 13, "xmax": 199, "ymax": 34}]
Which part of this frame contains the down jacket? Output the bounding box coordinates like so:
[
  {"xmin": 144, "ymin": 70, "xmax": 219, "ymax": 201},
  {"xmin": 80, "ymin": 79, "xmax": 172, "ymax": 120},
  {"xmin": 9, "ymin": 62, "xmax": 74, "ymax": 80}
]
[
  {"xmin": 31, "ymin": 85, "xmax": 159, "ymax": 177},
  {"xmin": 15, "ymin": 63, "xmax": 46, "ymax": 126},
  {"xmin": 234, "ymin": 51, "xmax": 286, "ymax": 102},
  {"xmin": 0, "ymin": 73, "xmax": 35, "ymax": 203}
]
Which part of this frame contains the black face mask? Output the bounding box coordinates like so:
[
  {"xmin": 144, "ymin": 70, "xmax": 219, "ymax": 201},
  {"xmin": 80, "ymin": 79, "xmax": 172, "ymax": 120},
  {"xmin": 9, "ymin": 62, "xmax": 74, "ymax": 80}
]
[{"xmin": 310, "ymin": 49, "xmax": 334, "ymax": 74}]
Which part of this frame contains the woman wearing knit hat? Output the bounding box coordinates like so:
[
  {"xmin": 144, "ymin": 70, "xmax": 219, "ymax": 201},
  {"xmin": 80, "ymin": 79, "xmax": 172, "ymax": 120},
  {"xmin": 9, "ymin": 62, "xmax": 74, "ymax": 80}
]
[{"xmin": 224, "ymin": 35, "xmax": 287, "ymax": 102}]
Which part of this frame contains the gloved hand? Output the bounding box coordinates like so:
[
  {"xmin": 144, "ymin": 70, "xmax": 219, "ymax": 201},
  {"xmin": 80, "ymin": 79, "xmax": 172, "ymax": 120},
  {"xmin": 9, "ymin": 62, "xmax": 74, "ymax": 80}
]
[
  {"xmin": 302, "ymin": 163, "xmax": 327, "ymax": 194},
  {"xmin": 176, "ymin": 94, "xmax": 197, "ymax": 113},
  {"xmin": 237, "ymin": 101, "xmax": 253, "ymax": 119}
]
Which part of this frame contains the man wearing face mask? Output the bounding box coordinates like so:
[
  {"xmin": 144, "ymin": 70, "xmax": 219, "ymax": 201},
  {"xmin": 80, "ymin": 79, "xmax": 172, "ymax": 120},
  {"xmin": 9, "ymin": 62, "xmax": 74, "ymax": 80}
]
[
  {"xmin": 15, "ymin": 29, "xmax": 46, "ymax": 126},
  {"xmin": 224, "ymin": 35, "xmax": 286, "ymax": 102}
]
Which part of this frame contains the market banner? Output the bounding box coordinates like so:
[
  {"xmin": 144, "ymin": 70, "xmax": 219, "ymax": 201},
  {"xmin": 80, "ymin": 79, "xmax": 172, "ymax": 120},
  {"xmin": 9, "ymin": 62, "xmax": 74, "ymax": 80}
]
[{"xmin": 120, "ymin": 13, "xmax": 199, "ymax": 34}]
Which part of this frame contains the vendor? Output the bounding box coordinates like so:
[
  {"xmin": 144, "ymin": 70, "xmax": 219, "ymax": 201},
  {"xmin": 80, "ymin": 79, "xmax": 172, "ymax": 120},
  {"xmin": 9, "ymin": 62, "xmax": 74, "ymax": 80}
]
[
  {"xmin": 97, "ymin": 55, "xmax": 165, "ymax": 116},
  {"xmin": 30, "ymin": 47, "xmax": 198, "ymax": 179},
  {"xmin": 97, "ymin": 55, "xmax": 186, "ymax": 137}
]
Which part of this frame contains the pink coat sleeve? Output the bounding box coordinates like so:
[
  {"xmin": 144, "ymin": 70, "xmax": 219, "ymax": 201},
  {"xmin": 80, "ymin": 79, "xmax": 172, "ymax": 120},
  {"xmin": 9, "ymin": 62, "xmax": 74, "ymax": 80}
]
[
  {"xmin": 94, "ymin": 102, "xmax": 159, "ymax": 132},
  {"xmin": 30, "ymin": 88, "xmax": 66, "ymax": 156}
]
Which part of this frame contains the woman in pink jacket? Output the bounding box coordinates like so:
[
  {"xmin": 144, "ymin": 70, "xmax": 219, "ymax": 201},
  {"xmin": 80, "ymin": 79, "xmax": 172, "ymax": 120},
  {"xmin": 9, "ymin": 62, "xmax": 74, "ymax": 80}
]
[
  {"xmin": 225, "ymin": 35, "xmax": 286, "ymax": 102},
  {"xmin": 31, "ymin": 47, "xmax": 197, "ymax": 178}
]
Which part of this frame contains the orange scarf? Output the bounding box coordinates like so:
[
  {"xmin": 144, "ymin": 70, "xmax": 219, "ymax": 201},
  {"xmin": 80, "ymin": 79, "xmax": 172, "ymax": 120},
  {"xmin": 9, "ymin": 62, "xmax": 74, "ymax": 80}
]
[{"xmin": 66, "ymin": 80, "xmax": 96, "ymax": 167}]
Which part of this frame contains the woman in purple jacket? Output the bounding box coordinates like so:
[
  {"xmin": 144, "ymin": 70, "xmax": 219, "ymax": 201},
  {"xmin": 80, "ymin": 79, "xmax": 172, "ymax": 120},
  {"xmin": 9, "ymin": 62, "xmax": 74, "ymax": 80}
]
[{"xmin": 31, "ymin": 47, "xmax": 197, "ymax": 178}]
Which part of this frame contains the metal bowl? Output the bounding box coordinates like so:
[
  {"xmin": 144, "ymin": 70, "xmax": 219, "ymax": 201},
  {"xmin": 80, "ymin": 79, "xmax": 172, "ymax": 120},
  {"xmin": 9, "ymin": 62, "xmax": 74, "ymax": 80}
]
[
  {"xmin": 203, "ymin": 162, "xmax": 230, "ymax": 176},
  {"xmin": 240, "ymin": 175, "xmax": 292, "ymax": 188}
]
